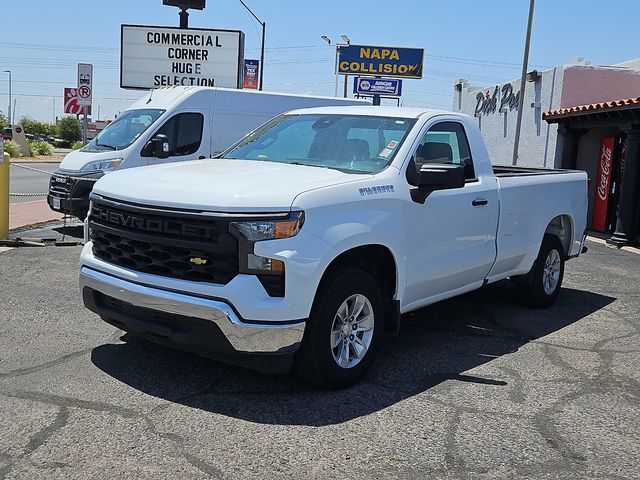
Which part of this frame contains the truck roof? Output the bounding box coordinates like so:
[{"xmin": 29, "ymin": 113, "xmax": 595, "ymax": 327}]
[{"xmin": 284, "ymin": 105, "xmax": 458, "ymax": 119}]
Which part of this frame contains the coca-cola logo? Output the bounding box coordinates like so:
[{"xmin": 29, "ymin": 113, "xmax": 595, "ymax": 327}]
[{"xmin": 597, "ymin": 145, "xmax": 612, "ymax": 201}]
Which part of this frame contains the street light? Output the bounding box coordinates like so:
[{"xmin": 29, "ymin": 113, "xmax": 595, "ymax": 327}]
[
  {"xmin": 321, "ymin": 35, "xmax": 350, "ymax": 98},
  {"xmin": 2, "ymin": 70, "xmax": 11, "ymax": 126},
  {"xmin": 239, "ymin": 0, "xmax": 266, "ymax": 90}
]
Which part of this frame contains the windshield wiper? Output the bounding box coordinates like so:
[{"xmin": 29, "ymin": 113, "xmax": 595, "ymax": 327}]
[{"xmin": 95, "ymin": 140, "xmax": 117, "ymax": 151}]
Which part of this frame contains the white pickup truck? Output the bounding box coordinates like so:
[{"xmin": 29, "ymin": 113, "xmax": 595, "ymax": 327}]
[{"xmin": 79, "ymin": 106, "xmax": 588, "ymax": 388}]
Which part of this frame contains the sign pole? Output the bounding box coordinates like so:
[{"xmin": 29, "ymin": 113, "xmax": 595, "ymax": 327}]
[{"xmin": 83, "ymin": 105, "xmax": 88, "ymax": 145}]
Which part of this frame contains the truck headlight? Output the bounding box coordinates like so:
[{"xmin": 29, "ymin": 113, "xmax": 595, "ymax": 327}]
[
  {"xmin": 231, "ymin": 211, "xmax": 304, "ymax": 242},
  {"xmin": 80, "ymin": 158, "xmax": 123, "ymax": 172}
]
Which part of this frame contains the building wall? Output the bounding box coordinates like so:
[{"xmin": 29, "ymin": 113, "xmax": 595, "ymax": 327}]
[
  {"xmin": 453, "ymin": 67, "xmax": 564, "ymax": 168},
  {"xmin": 561, "ymin": 65, "xmax": 640, "ymax": 108}
]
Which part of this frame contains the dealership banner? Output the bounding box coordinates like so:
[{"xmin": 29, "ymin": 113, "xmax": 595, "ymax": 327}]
[
  {"xmin": 338, "ymin": 44, "xmax": 424, "ymax": 79},
  {"xmin": 592, "ymin": 136, "xmax": 615, "ymax": 232},
  {"xmin": 120, "ymin": 24, "xmax": 244, "ymax": 90},
  {"xmin": 243, "ymin": 59, "xmax": 259, "ymax": 89}
]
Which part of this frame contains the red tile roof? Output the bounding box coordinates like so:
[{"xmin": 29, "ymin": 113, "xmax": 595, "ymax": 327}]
[{"xmin": 543, "ymin": 97, "xmax": 640, "ymax": 120}]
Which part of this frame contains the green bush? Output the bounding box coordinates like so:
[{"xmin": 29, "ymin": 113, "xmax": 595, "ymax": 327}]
[
  {"xmin": 3, "ymin": 140, "xmax": 22, "ymax": 158},
  {"xmin": 57, "ymin": 116, "xmax": 82, "ymax": 143},
  {"xmin": 71, "ymin": 141, "xmax": 84, "ymax": 150},
  {"xmin": 0, "ymin": 113, "xmax": 7, "ymax": 130},
  {"xmin": 27, "ymin": 139, "xmax": 54, "ymax": 156}
]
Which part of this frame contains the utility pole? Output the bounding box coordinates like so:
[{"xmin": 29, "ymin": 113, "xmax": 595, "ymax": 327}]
[
  {"xmin": 512, "ymin": 0, "xmax": 535, "ymax": 166},
  {"xmin": 239, "ymin": 1, "xmax": 266, "ymax": 90}
]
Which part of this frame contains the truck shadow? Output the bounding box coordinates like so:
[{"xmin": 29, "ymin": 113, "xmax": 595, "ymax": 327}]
[{"xmin": 90, "ymin": 282, "xmax": 615, "ymax": 426}]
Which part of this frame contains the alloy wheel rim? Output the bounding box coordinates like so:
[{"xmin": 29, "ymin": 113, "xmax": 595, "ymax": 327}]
[
  {"xmin": 543, "ymin": 249, "xmax": 561, "ymax": 295},
  {"xmin": 330, "ymin": 294, "xmax": 374, "ymax": 369}
]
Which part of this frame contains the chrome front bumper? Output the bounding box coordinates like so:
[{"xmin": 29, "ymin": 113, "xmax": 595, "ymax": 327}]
[{"xmin": 79, "ymin": 267, "xmax": 305, "ymax": 354}]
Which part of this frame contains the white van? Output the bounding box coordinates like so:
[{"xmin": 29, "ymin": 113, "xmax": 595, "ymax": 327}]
[{"xmin": 48, "ymin": 86, "xmax": 367, "ymax": 219}]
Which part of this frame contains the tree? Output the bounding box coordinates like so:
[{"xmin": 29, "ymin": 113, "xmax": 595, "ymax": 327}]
[
  {"xmin": 0, "ymin": 113, "xmax": 7, "ymax": 130},
  {"xmin": 20, "ymin": 116, "xmax": 57, "ymax": 136},
  {"xmin": 57, "ymin": 116, "xmax": 82, "ymax": 143}
]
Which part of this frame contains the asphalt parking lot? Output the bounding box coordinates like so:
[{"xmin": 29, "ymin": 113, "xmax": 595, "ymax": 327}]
[{"xmin": 1, "ymin": 223, "xmax": 639, "ymax": 479}]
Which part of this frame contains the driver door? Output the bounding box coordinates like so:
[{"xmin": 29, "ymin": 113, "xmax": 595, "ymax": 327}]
[{"xmin": 402, "ymin": 120, "xmax": 499, "ymax": 309}]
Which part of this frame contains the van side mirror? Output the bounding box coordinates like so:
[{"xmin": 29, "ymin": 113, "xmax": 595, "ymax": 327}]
[
  {"xmin": 412, "ymin": 163, "xmax": 465, "ymax": 203},
  {"xmin": 142, "ymin": 134, "xmax": 170, "ymax": 159}
]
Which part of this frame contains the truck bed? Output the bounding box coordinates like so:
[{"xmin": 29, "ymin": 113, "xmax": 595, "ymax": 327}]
[{"xmin": 492, "ymin": 165, "xmax": 578, "ymax": 177}]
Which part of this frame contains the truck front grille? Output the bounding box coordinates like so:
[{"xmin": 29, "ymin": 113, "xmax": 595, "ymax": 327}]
[
  {"xmin": 89, "ymin": 197, "xmax": 239, "ymax": 284},
  {"xmin": 49, "ymin": 174, "xmax": 75, "ymax": 196}
]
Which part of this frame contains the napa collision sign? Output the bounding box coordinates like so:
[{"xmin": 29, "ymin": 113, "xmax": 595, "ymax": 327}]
[
  {"xmin": 120, "ymin": 24, "xmax": 244, "ymax": 90},
  {"xmin": 337, "ymin": 44, "xmax": 424, "ymax": 79}
]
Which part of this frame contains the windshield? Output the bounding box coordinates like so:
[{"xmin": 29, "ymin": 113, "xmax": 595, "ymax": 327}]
[
  {"xmin": 222, "ymin": 114, "xmax": 416, "ymax": 174},
  {"xmin": 83, "ymin": 108, "xmax": 165, "ymax": 152}
]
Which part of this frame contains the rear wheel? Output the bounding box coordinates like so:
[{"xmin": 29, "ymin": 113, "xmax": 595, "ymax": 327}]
[
  {"xmin": 294, "ymin": 267, "xmax": 384, "ymax": 389},
  {"xmin": 517, "ymin": 234, "xmax": 565, "ymax": 308}
]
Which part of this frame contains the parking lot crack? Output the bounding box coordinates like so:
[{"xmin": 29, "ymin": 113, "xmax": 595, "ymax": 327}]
[{"xmin": 0, "ymin": 348, "xmax": 94, "ymax": 380}]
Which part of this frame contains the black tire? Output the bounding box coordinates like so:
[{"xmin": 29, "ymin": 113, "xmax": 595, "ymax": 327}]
[
  {"xmin": 517, "ymin": 234, "xmax": 565, "ymax": 308},
  {"xmin": 294, "ymin": 267, "xmax": 384, "ymax": 389}
]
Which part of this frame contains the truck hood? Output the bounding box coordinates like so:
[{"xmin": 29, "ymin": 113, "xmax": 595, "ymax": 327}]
[
  {"xmin": 92, "ymin": 159, "xmax": 368, "ymax": 212},
  {"xmin": 59, "ymin": 148, "xmax": 127, "ymax": 172}
]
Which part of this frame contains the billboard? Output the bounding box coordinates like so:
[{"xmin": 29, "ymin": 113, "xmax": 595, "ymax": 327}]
[
  {"xmin": 243, "ymin": 59, "xmax": 259, "ymax": 89},
  {"xmin": 120, "ymin": 24, "xmax": 244, "ymax": 90},
  {"xmin": 338, "ymin": 44, "xmax": 424, "ymax": 79},
  {"xmin": 354, "ymin": 77, "xmax": 402, "ymax": 96}
]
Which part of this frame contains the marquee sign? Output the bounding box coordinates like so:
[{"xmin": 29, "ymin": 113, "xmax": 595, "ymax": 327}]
[{"xmin": 120, "ymin": 24, "xmax": 244, "ymax": 90}]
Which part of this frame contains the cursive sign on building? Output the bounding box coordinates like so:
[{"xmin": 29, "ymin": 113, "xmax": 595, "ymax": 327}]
[{"xmin": 475, "ymin": 83, "xmax": 520, "ymax": 116}]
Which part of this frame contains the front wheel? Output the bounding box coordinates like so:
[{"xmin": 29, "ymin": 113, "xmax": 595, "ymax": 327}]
[
  {"xmin": 294, "ymin": 267, "xmax": 384, "ymax": 389},
  {"xmin": 517, "ymin": 234, "xmax": 565, "ymax": 308}
]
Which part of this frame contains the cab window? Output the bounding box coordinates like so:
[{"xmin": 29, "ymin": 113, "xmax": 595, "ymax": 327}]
[
  {"xmin": 154, "ymin": 113, "xmax": 204, "ymax": 156},
  {"xmin": 411, "ymin": 122, "xmax": 475, "ymax": 181}
]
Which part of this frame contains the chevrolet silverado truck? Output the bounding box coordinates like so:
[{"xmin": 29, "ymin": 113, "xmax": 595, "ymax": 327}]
[{"xmin": 79, "ymin": 106, "xmax": 588, "ymax": 388}]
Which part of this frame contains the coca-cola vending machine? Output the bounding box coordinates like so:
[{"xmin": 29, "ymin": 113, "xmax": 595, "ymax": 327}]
[{"xmin": 592, "ymin": 136, "xmax": 626, "ymax": 232}]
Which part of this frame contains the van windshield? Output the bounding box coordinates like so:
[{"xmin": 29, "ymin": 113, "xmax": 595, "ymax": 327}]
[
  {"xmin": 222, "ymin": 114, "xmax": 416, "ymax": 174},
  {"xmin": 83, "ymin": 109, "xmax": 165, "ymax": 152}
]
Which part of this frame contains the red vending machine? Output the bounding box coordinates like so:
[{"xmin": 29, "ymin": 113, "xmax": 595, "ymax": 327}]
[
  {"xmin": 592, "ymin": 136, "xmax": 626, "ymax": 233},
  {"xmin": 592, "ymin": 137, "xmax": 616, "ymax": 232}
]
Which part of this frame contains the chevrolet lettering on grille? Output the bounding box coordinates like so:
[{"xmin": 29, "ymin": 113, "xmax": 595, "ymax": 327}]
[{"xmin": 92, "ymin": 206, "xmax": 220, "ymax": 238}]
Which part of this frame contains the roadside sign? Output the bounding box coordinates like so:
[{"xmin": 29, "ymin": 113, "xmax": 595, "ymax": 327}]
[
  {"xmin": 337, "ymin": 44, "xmax": 424, "ymax": 79},
  {"xmin": 77, "ymin": 63, "xmax": 93, "ymax": 106},
  {"xmin": 243, "ymin": 59, "xmax": 259, "ymax": 89},
  {"xmin": 64, "ymin": 88, "xmax": 91, "ymax": 115},
  {"xmin": 354, "ymin": 77, "xmax": 402, "ymax": 97},
  {"xmin": 120, "ymin": 24, "xmax": 245, "ymax": 90}
]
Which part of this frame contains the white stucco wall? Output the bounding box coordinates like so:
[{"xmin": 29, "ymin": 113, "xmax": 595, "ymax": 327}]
[{"xmin": 452, "ymin": 67, "xmax": 565, "ymax": 168}]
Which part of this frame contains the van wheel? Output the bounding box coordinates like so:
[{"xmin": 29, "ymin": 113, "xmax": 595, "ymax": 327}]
[
  {"xmin": 294, "ymin": 267, "xmax": 383, "ymax": 389},
  {"xmin": 517, "ymin": 234, "xmax": 565, "ymax": 308}
]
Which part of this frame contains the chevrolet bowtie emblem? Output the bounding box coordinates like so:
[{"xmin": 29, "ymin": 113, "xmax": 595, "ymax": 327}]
[{"xmin": 190, "ymin": 257, "xmax": 208, "ymax": 266}]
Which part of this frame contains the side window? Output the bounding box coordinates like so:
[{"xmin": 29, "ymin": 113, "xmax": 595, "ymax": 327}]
[
  {"xmin": 412, "ymin": 122, "xmax": 475, "ymax": 181},
  {"xmin": 154, "ymin": 113, "xmax": 204, "ymax": 156}
]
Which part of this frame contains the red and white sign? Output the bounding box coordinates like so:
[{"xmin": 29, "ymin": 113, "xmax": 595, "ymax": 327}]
[
  {"xmin": 64, "ymin": 88, "xmax": 91, "ymax": 115},
  {"xmin": 592, "ymin": 136, "xmax": 615, "ymax": 232},
  {"xmin": 77, "ymin": 63, "xmax": 93, "ymax": 106}
]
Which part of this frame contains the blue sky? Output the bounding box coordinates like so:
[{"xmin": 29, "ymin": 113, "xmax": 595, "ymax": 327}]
[{"xmin": 2, "ymin": 0, "xmax": 639, "ymax": 122}]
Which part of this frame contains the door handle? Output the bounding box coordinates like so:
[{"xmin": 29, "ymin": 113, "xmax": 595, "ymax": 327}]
[
  {"xmin": 472, "ymin": 198, "xmax": 488, "ymax": 206},
  {"xmin": 198, "ymin": 155, "xmax": 206, "ymax": 159}
]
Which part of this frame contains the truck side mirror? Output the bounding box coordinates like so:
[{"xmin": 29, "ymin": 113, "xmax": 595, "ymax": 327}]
[
  {"xmin": 412, "ymin": 163, "xmax": 465, "ymax": 203},
  {"xmin": 142, "ymin": 134, "xmax": 170, "ymax": 159}
]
